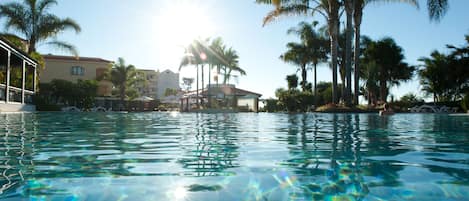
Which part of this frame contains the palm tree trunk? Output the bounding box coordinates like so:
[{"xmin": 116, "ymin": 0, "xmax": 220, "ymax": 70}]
[
  {"xmin": 223, "ymin": 67, "xmax": 227, "ymax": 84},
  {"xmin": 379, "ymin": 78, "xmax": 387, "ymax": 102},
  {"xmin": 301, "ymin": 64, "xmax": 307, "ymax": 91},
  {"xmin": 314, "ymin": 62, "xmax": 317, "ymax": 104},
  {"xmin": 345, "ymin": 0, "xmax": 353, "ymax": 106},
  {"xmin": 216, "ymin": 65, "xmax": 219, "ymax": 86},
  {"xmin": 28, "ymin": 37, "xmax": 36, "ymax": 54},
  {"xmin": 227, "ymin": 69, "xmax": 233, "ymax": 84},
  {"xmin": 340, "ymin": 64, "xmax": 346, "ymax": 100},
  {"xmin": 196, "ymin": 65, "xmax": 199, "ymax": 108},
  {"xmin": 367, "ymin": 89, "xmax": 371, "ymax": 106},
  {"xmin": 208, "ymin": 64, "xmax": 211, "ymax": 108},
  {"xmin": 201, "ymin": 64, "xmax": 205, "ymax": 107},
  {"xmin": 329, "ymin": 0, "xmax": 340, "ymax": 104},
  {"xmin": 314, "ymin": 63, "xmax": 318, "ymax": 96},
  {"xmin": 120, "ymin": 86, "xmax": 126, "ymax": 111},
  {"xmin": 353, "ymin": 0, "xmax": 363, "ymax": 106}
]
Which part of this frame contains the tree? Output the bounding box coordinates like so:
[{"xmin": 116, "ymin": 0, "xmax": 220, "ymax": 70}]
[
  {"xmin": 352, "ymin": 0, "xmax": 419, "ymax": 105},
  {"xmin": 221, "ymin": 47, "xmax": 245, "ymax": 84},
  {"xmin": 344, "ymin": 0, "xmax": 354, "ymax": 106},
  {"xmin": 361, "ymin": 37, "xmax": 415, "ymax": 103},
  {"xmin": 400, "ymin": 93, "xmax": 423, "ymax": 103},
  {"xmin": 180, "ymin": 38, "xmax": 246, "ymax": 109},
  {"xmin": 180, "ymin": 40, "xmax": 204, "ymax": 108},
  {"xmin": 164, "ymin": 88, "xmax": 178, "ymax": 97},
  {"xmin": 286, "ymin": 74, "xmax": 298, "ymax": 90},
  {"xmin": 36, "ymin": 79, "xmax": 97, "ymax": 110},
  {"xmin": 209, "ymin": 37, "xmax": 224, "ymax": 85},
  {"xmin": 103, "ymin": 58, "xmax": 140, "ymax": 109},
  {"xmin": 75, "ymin": 79, "xmax": 98, "ymax": 109},
  {"xmin": 257, "ymin": 0, "xmax": 340, "ymax": 104},
  {"xmin": 275, "ymin": 74, "xmax": 314, "ymax": 112},
  {"xmin": 284, "ymin": 21, "xmax": 328, "ymax": 93},
  {"xmin": 181, "ymin": 77, "xmax": 194, "ymax": 92},
  {"xmin": 280, "ymin": 42, "xmax": 309, "ymax": 91},
  {"xmin": 418, "ymin": 51, "xmax": 451, "ymax": 102},
  {"xmin": 0, "ymin": 0, "xmax": 81, "ymax": 55},
  {"xmin": 419, "ymin": 35, "xmax": 469, "ymax": 102},
  {"xmin": 447, "ymin": 34, "xmax": 469, "ymax": 98}
]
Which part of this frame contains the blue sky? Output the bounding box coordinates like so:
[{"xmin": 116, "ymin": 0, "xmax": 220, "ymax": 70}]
[{"xmin": 4, "ymin": 0, "xmax": 468, "ymax": 100}]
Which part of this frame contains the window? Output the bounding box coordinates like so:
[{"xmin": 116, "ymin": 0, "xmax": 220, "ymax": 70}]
[
  {"xmin": 96, "ymin": 68, "xmax": 107, "ymax": 78},
  {"xmin": 0, "ymin": 47, "xmax": 7, "ymax": 85},
  {"xmin": 71, "ymin": 66, "xmax": 85, "ymax": 76}
]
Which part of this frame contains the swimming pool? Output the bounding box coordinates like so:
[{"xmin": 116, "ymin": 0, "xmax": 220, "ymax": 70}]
[{"xmin": 0, "ymin": 112, "xmax": 468, "ymax": 200}]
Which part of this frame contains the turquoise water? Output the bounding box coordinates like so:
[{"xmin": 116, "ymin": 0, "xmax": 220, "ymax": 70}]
[{"xmin": 0, "ymin": 112, "xmax": 468, "ymax": 201}]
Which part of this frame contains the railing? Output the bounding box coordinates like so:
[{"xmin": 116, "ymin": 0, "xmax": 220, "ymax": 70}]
[
  {"xmin": 0, "ymin": 84, "xmax": 5, "ymax": 101},
  {"xmin": 24, "ymin": 90, "xmax": 34, "ymax": 104},
  {"xmin": 8, "ymin": 87, "xmax": 22, "ymax": 103}
]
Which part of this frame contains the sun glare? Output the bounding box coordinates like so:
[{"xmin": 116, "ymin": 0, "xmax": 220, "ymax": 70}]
[
  {"xmin": 156, "ymin": 2, "xmax": 214, "ymax": 47},
  {"xmin": 167, "ymin": 186, "xmax": 188, "ymax": 200}
]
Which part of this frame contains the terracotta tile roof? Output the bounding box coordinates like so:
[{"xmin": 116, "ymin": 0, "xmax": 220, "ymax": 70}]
[
  {"xmin": 234, "ymin": 88, "xmax": 262, "ymax": 97},
  {"xmin": 183, "ymin": 85, "xmax": 262, "ymax": 98},
  {"xmin": 42, "ymin": 54, "xmax": 112, "ymax": 63}
]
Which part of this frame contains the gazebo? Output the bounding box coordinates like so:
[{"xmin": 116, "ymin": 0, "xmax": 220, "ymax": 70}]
[
  {"xmin": 180, "ymin": 84, "xmax": 261, "ymax": 112},
  {"xmin": 0, "ymin": 38, "xmax": 37, "ymax": 112}
]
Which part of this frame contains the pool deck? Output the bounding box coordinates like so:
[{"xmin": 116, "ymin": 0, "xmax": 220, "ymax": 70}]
[{"xmin": 0, "ymin": 103, "xmax": 36, "ymax": 112}]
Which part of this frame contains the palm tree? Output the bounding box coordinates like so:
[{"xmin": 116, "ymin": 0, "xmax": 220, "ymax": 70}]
[
  {"xmin": 195, "ymin": 38, "xmax": 210, "ymax": 103},
  {"xmin": 221, "ymin": 47, "xmax": 245, "ymax": 84},
  {"xmin": 280, "ymin": 42, "xmax": 310, "ymax": 91},
  {"xmin": 0, "ymin": 0, "xmax": 81, "ymax": 55},
  {"xmin": 361, "ymin": 37, "xmax": 415, "ymax": 103},
  {"xmin": 106, "ymin": 58, "xmax": 139, "ymax": 110},
  {"xmin": 287, "ymin": 21, "xmax": 328, "ymax": 96},
  {"xmin": 344, "ymin": 0, "xmax": 354, "ymax": 106},
  {"xmin": 209, "ymin": 37, "xmax": 225, "ymax": 85},
  {"xmin": 353, "ymin": 0, "xmax": 365, "ymax": 105},
  {"xmin": 351, "ymin": 0, "xmax": 446, "ymax": 105},
  {"xmin": 180, "ymin": 41, "xmax": 204, "ymax": 108},
  {"xmin": 418, "ymin": 51, "xmax": 450, "ymax": 102},
  {"xmin": 257, "ymin": 0, "xmax": 340, "ymax": 103},
  {"xmin": 204, "ymin": 37, "xmax": 224, "ymax": 108}
]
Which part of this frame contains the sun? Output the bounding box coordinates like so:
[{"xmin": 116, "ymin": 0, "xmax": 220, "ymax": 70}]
[{"xmin": 155, "ymin": 1, "xmax": 214, "ymax": 47}]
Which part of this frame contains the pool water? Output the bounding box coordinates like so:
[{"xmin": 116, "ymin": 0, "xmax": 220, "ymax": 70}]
[{"xmin": 0, "ymin": 112, "xmax": 468, "ymax": 201}]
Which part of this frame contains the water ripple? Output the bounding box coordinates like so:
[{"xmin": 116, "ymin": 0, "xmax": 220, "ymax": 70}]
[{"xmin": 0, "ymin": 112, "xmax": 468, "ymax": 200}]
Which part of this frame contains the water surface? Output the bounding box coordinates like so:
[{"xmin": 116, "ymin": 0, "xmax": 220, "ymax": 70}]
[{"xmin": 0, "ymin": 112, "xmax": 468, "ymax": 200}]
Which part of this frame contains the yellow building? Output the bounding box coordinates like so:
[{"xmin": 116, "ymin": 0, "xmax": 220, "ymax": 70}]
[{"xmin": 41, "ymin": 55, "xmax": 113, "ymax": 96}]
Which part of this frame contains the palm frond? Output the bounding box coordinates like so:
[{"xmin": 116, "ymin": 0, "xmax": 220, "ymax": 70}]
[
  {"xmin": 366, "ymin": 0, "xmax": 419, "ymax": 8},
  {"xmin": 0, "ymin": 32, "xmax": 28, "ymax": 51},
  {"xmin": 45, "ymin": 40, "xmax": 78, "ymax": 57},
  {"xmin": 263, "ymin": 4, "xmax": 310, "ymax": 26},
  {"xmin": 0, "ymin": 3, "xmax": 29, "ymax": 36},
  {"xmin": 427, "ymin": 0, "xmax": 448, "ymax": 22},
  {"xmin": 37, "ymin": 0, "xmax": 58, "ymax": 13}
]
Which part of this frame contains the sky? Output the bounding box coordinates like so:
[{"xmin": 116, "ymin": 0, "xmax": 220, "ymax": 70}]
[{"xmin": 3, "ymin": 0, "xmax": 468, "ymax": 100}]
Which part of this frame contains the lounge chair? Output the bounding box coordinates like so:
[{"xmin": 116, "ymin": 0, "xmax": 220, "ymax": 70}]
[{"xmin": 409, "ymin": 105, "xmax": 439, "ymax": 113}]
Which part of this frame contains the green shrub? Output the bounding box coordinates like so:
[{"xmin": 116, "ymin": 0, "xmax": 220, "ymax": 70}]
[{"xmin": 462, "ymin": 93, "xmax": 469, "ymax": 112}]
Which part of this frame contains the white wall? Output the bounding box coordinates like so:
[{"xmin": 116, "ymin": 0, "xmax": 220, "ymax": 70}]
[{"xmin": 157, "ymin": 70, "xmax": 180, "ymax": 99}]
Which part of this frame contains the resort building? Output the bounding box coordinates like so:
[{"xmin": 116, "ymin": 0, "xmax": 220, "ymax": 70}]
[
  {"xmin": 180, "ymin": 84, "xmax": 261, "ymax": 112},
  {"xmin": 135, "ymin": 69, "xmax": 180, "ymax": 100},
  {"xmin": 0, "ymin": 38, "xmax": 38, "ymax": 112},
  {"xmin": 41, "ymin": 54, "xmax": 113, "ymax": 97},
  {"xmin": 136, "ymin": 69, "xmax": 159, "ymax": 99},
  {"xmin": 157, "ymin": 69, "xmax": 180, "ymax": 99}
]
